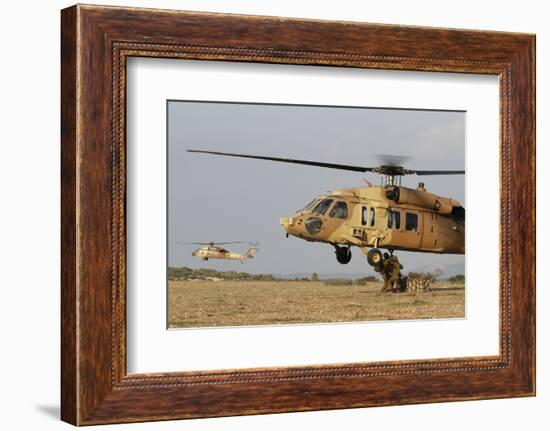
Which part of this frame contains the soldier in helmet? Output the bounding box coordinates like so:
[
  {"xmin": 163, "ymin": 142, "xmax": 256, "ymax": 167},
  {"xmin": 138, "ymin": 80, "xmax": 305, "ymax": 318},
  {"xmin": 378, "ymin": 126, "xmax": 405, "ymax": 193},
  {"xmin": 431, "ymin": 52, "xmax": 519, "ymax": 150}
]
[
  {"xmin": 388, "ymin": 254, "xmax": 403, "ymax": 292},
  {"xmin": 380, "ymin": 252, "xmax": 392, "ymax": 292}
]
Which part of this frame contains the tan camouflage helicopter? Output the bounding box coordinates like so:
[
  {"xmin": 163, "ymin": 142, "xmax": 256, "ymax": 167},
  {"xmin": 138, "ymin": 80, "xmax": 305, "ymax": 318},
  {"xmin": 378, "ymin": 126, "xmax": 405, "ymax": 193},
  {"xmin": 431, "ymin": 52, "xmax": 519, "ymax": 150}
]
[
  {"xmin": 186, "ymin": 241, "xmax": 257, "ymax": 262},
  {"xmin": 188, "ymin": 150, "xmax": 464, "ymax": 269}
]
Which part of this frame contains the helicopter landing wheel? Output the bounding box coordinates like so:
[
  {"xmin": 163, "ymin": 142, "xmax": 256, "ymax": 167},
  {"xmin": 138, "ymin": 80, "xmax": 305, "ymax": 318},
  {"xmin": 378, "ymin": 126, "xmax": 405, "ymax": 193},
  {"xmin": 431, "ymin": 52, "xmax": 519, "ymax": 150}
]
[
  {"xmin": 335, "ymin": 246, "xmax": 352, "ymax": 264},
  {"xmin": 367, "ymin": 248, "xmax": 383, "ymax": 267}
]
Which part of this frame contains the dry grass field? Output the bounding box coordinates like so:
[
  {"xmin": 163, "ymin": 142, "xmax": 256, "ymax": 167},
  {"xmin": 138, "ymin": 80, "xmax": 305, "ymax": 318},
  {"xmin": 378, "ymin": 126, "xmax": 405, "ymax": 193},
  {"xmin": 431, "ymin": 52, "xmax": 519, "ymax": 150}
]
[{"xmin": 168, "ymin": 280, "xmax": 465, "ymax": 328}]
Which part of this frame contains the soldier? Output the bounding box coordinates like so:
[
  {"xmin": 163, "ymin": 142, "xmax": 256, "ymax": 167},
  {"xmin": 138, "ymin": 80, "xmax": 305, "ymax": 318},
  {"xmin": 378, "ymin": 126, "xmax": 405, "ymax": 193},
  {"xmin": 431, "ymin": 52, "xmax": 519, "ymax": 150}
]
[
  {"xmin": 380, "ymin": 252, "xmax": 392, "ymax": 292},
  {"xmin": 388, "ymin": 255, "xmax": 403, "ymax": 292}
]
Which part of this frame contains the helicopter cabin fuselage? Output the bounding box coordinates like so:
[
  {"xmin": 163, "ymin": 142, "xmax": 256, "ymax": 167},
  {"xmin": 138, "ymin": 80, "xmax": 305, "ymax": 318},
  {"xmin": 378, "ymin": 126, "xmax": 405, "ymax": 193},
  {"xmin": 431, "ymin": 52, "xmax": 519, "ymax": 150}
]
[
  {"xmin": 192, "ymin": 246, "xmax": 230, "ymax": 260},
  {"xmin": 280, "ymin": 184, "xmax": 464, "ymax": 255},
  {"xmin": 191, "ymin": 245, "xmax": 257, "ymax": 261}
]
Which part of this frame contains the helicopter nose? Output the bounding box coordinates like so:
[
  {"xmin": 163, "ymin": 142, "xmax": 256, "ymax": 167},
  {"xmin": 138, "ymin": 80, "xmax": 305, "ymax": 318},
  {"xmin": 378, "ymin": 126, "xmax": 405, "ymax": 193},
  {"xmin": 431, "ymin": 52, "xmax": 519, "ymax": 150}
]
[
  {"xmin": 280, "ymin": 216, "xmax": 294, "ymax": 233},
  {"xmin": 280, "ymin": 214, "xmax": 309, "ymax": 237},
  {"xmin": 279, "ymin": 217, "xmax": 294, "ymax": 232}
]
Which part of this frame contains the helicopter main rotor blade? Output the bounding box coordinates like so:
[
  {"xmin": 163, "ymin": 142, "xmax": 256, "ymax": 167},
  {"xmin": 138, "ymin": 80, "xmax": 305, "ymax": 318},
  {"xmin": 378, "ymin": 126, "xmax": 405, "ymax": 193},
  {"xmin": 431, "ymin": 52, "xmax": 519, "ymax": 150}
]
[
  {"xmin": 188, "ymin": 149, "xmax": 465, "ymax": 176},
  {"xmin": 212, "ymin": 241, "xmax": 249, "ymax": 245},
  {"xmin": 411, "ymin": 170, "xmax": 465, "ymax": 175},
  {"xmin": 187, "ymin": 149, "xmax": 376, "ymax": 173}
]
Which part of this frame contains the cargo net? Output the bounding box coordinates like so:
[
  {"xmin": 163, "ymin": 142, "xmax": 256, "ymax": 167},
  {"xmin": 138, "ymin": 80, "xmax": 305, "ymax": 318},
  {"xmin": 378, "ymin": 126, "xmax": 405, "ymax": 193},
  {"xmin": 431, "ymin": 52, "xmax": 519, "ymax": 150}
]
[
  {"xmin": 387, "ymin": 275, "xmax": 432, "ymax": 293},
  {"xmin": 404, "ymin": 276, "xmax": 432, "ymax": 292}
]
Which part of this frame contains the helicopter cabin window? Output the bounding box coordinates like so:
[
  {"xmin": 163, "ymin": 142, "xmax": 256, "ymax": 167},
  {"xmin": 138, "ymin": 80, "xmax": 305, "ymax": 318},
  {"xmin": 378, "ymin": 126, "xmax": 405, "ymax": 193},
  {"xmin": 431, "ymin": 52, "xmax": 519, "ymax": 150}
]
[
  {"xmin": 405, "ymin": 212, "xmax": 418, "ymax": 232},
  {"xmin": 387, "ymin": 209, "xmax": 401, "ymax": 230},
  {"xmin": 329, "ymin": 201, "xmax": 348, "ymax": 219},
  {"xmin": 361, "ymin": 207, "xmax": 367, "ymax": 225},
  {"xmin": 369, "ymin": 207, "xmax": 375, "ymax": 227},
  {"xmin": 312, "ymin": 199, "xmax": 333, "ymax": 216}
]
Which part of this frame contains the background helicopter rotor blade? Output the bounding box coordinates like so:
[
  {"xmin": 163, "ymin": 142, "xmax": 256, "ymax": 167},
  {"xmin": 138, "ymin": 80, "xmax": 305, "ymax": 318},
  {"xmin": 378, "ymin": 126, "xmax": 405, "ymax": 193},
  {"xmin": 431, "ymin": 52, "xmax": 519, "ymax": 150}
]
[
  {"xmin": 176, "ymin": 241, "xmax": 249, "ymax": 245},
  {"xmin": 212, "ymin": 241, "xmax": 250, "ymax": 245},
  {"xmin": 187, "ymin": 149, "xmax": 377, "ymax": 173}
]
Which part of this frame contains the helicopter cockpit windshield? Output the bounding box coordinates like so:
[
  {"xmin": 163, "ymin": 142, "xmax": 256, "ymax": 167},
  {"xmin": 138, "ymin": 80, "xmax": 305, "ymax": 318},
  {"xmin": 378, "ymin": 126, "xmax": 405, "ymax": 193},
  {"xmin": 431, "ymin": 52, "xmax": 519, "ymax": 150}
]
[
  {"xmin": 299, "ymin": 198, "xmax": 320, "ymax": 213},
  {"xmin": 312, "ymin": 199, "xmax": 334, "ymax": 216}
]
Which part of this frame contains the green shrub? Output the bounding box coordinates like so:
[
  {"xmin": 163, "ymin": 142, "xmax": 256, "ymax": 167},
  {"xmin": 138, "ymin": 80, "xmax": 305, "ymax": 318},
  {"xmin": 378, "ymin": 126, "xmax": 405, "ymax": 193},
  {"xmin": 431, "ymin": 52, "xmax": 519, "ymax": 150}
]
[{"xmin": 448, "ymin": 274, "xmax": 465, "ymax": 283}]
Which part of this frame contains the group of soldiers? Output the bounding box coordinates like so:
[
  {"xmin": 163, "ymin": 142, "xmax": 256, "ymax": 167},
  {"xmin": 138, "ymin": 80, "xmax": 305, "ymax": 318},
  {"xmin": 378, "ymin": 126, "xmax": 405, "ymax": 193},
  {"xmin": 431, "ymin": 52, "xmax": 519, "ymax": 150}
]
[{"xmin": 376, "ymin": 252, "xmax": 404, "ymax": 293}]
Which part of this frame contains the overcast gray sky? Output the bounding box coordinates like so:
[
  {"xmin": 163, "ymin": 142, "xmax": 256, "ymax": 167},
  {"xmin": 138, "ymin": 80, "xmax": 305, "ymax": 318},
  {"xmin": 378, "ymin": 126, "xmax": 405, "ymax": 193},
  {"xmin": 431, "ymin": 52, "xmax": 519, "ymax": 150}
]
[{"xmin": 168, "ymin": 101, "xmax": 465, "ymax": 276}]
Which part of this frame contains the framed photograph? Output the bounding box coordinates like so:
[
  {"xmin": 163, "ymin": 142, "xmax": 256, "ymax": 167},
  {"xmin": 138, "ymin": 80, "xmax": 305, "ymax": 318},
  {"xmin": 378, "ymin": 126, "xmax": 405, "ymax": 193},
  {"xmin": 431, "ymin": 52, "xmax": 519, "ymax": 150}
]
[
  {"xmin": 61, "ymin": 4, "xmax": 535, "ymax": 425},
  {"xmin": 165, "ymin": 101, "xmax": 466, "ymax": 330}
]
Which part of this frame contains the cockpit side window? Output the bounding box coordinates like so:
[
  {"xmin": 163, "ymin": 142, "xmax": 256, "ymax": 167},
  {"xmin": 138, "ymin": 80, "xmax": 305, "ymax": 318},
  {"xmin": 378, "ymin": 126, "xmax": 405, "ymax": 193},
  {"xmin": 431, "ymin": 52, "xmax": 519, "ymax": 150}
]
[
  {"xmin": 329, "ymin": 201, "xmax": 348, "ymax": 219},
  {"xmin": 388, "ymin": 209, "xmax": 401, "ymax": 230},
  {"xmin": 361, "ymin": 207, "xmax": 368, "ymax": 226},
  {"xmin": 312, "ymin": 199, "xmax": 333, "ymax": 216}
]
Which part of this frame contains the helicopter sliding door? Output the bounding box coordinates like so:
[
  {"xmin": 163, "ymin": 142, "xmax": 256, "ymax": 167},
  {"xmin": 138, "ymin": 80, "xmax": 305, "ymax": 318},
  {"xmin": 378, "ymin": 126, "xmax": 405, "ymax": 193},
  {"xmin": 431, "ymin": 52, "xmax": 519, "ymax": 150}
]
[
  {"xmin": 386, "ymin": 208, "xmax": 422, "ymax": 251},
  {"xmin": 402, "ymin": 210, "xmax": 422, "ymax": 249}
]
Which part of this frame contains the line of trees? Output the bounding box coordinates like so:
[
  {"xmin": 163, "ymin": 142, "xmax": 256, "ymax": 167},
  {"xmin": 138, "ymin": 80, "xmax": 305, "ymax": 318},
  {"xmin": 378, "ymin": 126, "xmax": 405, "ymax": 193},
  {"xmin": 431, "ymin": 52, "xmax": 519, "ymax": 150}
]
[
  {"xmin": 447, "ymin": 274, "xmax": 465, "ymax": 283},
  {"xmin": 169, "ymin": 267, "xmax": 465, "ymax": 283},
  {"xmin": 168, "ymin": 267, "xmax": 276, "ymax": 281}
]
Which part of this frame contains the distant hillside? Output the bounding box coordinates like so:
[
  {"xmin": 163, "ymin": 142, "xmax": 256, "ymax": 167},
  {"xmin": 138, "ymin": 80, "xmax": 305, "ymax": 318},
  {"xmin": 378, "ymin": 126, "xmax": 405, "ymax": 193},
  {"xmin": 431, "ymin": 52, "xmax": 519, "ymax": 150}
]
[
  {"xmin": 275, "ymin": 263, "xmax": 464, "ymax": 281},
  {"xmin": 168, "ymin": 267, "xmax": 277, "ymax": 281},
  {"xmin": 169, "ymin": 263, "xmax": 464, "ymax": 282},
  {"xmin": 168, "ymin": 267, "xmax": 379, "ymax": 286}
]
